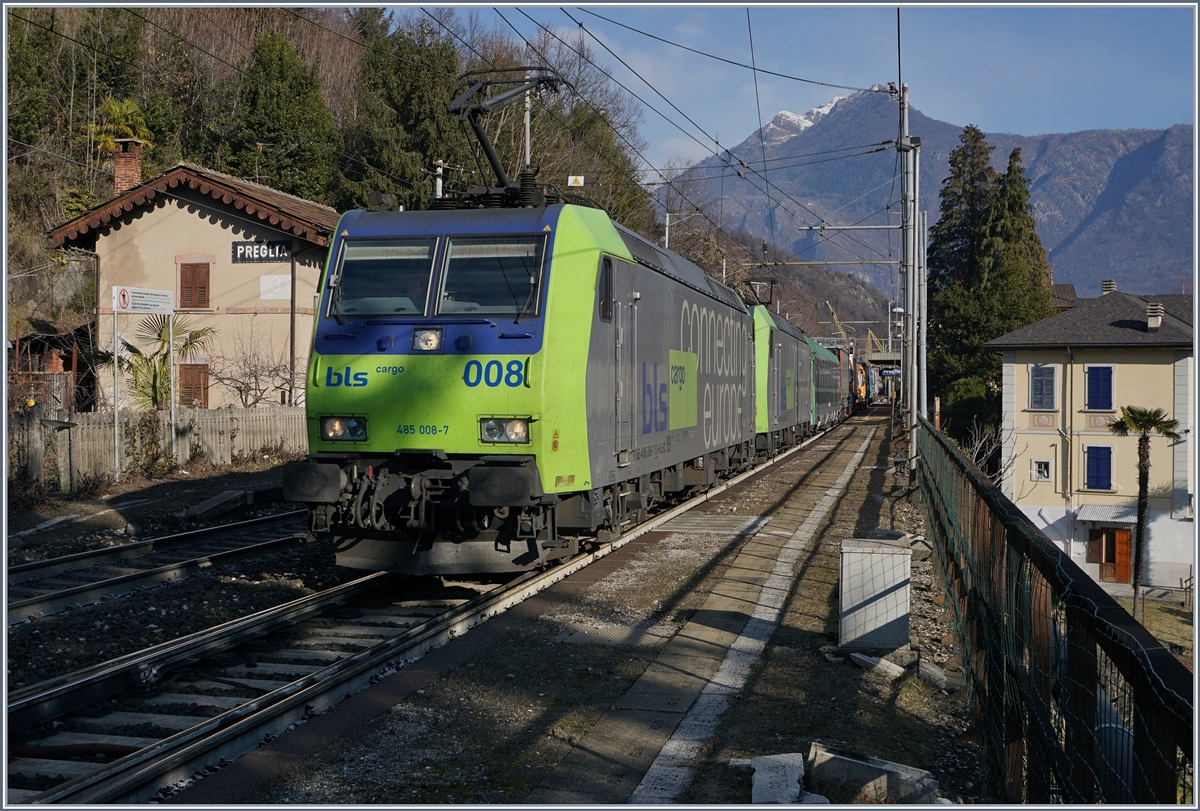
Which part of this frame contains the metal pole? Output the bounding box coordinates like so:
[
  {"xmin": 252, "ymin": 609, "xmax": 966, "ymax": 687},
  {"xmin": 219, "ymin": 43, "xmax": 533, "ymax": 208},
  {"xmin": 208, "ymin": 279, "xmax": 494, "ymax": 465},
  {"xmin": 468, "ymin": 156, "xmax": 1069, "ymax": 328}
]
[
  {"xmin": 290, "ymin": 246, "xmax": 297, "ymax": 405},
  {"xmin": 524, "ymin": 84, "xmax": 532, "ymax": 167},
  {"xmin": 113, "ymin": 309, "xmax": 119, "ymax": 477},
  {"xmin": 169, "ymin": 314, "xmax": 177, "ymax": 463},
  {"xmin": 900, "ymin": 83, "xmax": 918, "ymax": 475},
  {"xmin": 918, "ymin": 209, "xmax": 928, "ymax": 418}
]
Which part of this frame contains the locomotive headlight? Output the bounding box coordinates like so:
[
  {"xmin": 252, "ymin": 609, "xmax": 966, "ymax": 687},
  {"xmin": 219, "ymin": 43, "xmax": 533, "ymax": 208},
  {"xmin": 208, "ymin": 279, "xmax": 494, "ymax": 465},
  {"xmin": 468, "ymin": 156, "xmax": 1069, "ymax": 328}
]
[
  {"xmin": 479, "ymin": 417, "xmax": 530, "ymax": 444},
  {"xmin": 322, "ymin": 416, "xmax": 367, "ymax": 441},
  {"xmin": 412, "ymin": 328, "xmax": 443, "ymax": 352}
]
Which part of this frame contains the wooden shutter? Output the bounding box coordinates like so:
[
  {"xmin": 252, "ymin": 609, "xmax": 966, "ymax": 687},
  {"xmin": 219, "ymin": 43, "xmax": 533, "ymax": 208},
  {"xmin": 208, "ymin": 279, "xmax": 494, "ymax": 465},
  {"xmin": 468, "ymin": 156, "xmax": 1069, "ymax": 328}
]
[
  {"xmin": 1030, "ymin": 365, "xmax": 1055, "ymax": 409},
  {"xmin": 179, "ymin": 364, "xmax": 209, "ymax": 408},
  {"xmin": 1087, "ymin": 366, "xmax": 1113, "ymax": 410},
  {"xmin": 1085, "ymin": 446, "xmax": 1112, "ymax": 490},
  {"xmin": 1114, "ymin": 529, "xmax": 1132, "ymax": 584},
  {"xmin": 180, "ymin": 263, "xmax": 210, "ymax": 309},
  {"xmin": 1087, "ymin": 530, "xmax": 1104, "ymax": 564}
]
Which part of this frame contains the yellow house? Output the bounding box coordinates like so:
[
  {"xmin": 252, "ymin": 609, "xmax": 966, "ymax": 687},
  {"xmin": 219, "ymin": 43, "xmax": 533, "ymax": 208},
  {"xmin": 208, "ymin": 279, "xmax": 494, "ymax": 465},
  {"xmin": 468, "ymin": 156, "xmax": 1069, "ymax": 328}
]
[
  {"xmin": 984, "ymin": 284, "xmax": 1193, "ymax": 591},
  {"xmin": 49, "ymin": 141, "xmax": 340, "ymax": 409}
]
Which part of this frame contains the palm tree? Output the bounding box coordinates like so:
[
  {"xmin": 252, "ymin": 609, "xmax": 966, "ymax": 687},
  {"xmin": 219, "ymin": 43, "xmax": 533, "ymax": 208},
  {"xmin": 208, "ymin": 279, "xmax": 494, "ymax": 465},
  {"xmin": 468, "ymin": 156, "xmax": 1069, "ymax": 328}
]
[
  {"xmin": 90, "ymin": 97, "xmax": 154, "ymax": 155},
  {"xmin": 94, "ymin": 315, "xmax": 216, "ymax": 411},
  {"xmin": 1108, "ymin": 406, "xmax": 1181, "ymax": 621}
]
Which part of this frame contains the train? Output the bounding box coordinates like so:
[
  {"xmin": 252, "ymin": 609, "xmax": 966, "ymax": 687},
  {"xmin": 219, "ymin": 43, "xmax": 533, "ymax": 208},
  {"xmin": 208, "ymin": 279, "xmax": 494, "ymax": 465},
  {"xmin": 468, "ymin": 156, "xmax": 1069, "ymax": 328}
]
[
  {"xmin": 280, "ymin": 200, "xmax": 857, "ymax": 577},
  {"xmin": 280, "ymin": 69, "xmax": 858, "ymax": 578}
]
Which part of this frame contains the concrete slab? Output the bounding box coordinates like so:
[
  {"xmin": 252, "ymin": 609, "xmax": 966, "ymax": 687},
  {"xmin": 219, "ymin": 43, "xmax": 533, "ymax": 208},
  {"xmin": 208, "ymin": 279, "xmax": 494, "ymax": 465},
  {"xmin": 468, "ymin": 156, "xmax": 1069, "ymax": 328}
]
[
  {"xmin": 184, "ymin": 489, "xmax": 247, "ymax": 521},
  {"xmin": 615, "ymin": 658, "xmax": 712, "ymax": 712},
  {"xmin": 849, "ymin": 652, "xmax": 907, "ymax": 680},
  {"xmin": 807, "ymin": 742, "xmax": 939, "ymax": 804},
  {"xmin": 8, "ymin": 757, "xmax": 98, "ymax": 778},
  {"xmin": 71, "ymin": 711, "xmax": 198, "ymax": 733},
  {"xmin": 750, "ymin": 753, "xmax": 805, "ymax": 803},
  {"xmin": 37, "ymin": 731, "xmax": 161, "ymax": 749},
  {"xmin": 684, "ymin": 607, "xmax": 752, "ymax": 637},
  {"xmin": 531, "ymin": 708, "xmax": 686, "ymax": 802}
]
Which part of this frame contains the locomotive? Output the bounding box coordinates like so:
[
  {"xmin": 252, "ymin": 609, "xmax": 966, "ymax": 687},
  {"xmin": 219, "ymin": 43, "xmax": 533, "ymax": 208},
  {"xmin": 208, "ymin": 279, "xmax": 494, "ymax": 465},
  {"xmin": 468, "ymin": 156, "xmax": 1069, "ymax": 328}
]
[{"xmin": 281, "ymin": 69, "xmax": 851, "ymax": 576}]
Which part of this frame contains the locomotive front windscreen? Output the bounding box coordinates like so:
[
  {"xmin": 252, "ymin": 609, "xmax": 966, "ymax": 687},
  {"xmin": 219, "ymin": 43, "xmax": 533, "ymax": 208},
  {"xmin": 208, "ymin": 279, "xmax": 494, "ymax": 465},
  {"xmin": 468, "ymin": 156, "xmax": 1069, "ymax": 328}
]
[
  {"xmin": 437, "ymin": 235, "xmax": 547, "ymax": 317},
  {"xmin": 331, "ymin": 237, "xmax": 438, "ymax": 316}
]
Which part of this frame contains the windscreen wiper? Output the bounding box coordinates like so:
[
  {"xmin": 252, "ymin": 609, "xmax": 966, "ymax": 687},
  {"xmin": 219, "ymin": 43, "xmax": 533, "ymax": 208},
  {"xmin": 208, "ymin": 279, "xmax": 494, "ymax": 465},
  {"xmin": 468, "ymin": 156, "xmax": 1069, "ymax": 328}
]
[{"xmin": 514, "ymin": 275, "xmax": 537, "ymax": 324}]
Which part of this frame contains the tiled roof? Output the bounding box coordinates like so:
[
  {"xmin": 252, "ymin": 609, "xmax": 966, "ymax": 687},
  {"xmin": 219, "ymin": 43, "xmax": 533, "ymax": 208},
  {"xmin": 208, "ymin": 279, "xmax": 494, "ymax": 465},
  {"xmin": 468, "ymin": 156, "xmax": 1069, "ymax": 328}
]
[
  {"xmin": 1050, "ymin": 283, "xmax": 1076, "ymax": 310},
  {"xmin": 49, "ymin": 163, "xmax": 341, "ymax": 249},
  {"xmin": 983, "ymin": 291, "xmax": 1193, "ymax": 350}
]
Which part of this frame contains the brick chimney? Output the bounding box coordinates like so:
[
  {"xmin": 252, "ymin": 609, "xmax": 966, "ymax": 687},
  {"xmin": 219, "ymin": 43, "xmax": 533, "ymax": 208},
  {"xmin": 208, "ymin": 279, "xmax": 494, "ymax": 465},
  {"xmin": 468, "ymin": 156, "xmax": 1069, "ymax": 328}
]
[
  {"xmin": 1147, "ymin": 302, "xmax": 1164, "ymax": 333},
  {"xmin": 112, "ymin": 138, "xmax": 143, "ymax": 196},
  {"xmin": 1100, "ymin": 279, "xmax": 1117, "ymax": 295}
]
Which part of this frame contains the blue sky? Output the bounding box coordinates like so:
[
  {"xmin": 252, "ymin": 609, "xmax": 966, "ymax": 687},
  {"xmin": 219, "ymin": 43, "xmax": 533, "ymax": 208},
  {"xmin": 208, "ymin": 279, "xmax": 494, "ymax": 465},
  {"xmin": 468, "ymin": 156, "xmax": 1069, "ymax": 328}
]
[{"xmin": 496, "ymin": 5, "xmax": 1196, "ymax": 173}]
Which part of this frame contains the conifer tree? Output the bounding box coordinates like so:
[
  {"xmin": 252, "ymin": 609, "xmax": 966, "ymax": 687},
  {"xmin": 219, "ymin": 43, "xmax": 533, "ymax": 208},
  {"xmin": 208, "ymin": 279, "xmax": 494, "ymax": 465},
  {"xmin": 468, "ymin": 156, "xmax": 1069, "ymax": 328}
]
[
  {"xmin": 927, "ymin": 124, "xmax": 996, "ymax": 291},
  {"xmin": 928, "ymin": 133, "xmax": 1055, "ymax": 443},
  {"xmin": 225, "ymin": 28, "xmax": 341, "ymax": 202}
]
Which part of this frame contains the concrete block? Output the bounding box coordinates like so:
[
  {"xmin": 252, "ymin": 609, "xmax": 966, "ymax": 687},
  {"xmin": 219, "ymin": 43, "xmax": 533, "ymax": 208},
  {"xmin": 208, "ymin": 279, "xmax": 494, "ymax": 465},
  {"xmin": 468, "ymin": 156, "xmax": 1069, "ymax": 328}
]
[
  {"xmin": 185, "ymin": 490, "xmax": 247, "ymax": 521},
  {"xmin": 807, "ymin": 742, "xmax": 939, "ymax": 804},
  {"xmin": 918, "ymin": 660, "xmax": 947, "ymax": 690},
  {"xmin": 750, "ymin": 753, "xmax": 805, "ymax": 804},
  {"xmin": 849, "ymin": 652, "xmax": 906, "ymax": 680}
]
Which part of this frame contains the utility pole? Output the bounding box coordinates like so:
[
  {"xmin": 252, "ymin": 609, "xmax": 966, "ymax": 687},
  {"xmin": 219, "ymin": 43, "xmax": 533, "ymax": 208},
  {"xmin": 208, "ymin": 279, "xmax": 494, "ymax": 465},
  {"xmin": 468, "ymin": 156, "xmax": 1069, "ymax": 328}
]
[{"xmin": 897, "ymin": 83, "xmax": 923, "ymax": 478}]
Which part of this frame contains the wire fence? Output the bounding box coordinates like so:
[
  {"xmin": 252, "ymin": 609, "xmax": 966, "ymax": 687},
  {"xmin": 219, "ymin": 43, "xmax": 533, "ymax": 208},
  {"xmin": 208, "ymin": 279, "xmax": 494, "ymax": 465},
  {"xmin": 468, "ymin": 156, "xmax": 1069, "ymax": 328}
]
[{"xmin": 916, "ymin": 415, "xmax": 1193, "ymax": 803}]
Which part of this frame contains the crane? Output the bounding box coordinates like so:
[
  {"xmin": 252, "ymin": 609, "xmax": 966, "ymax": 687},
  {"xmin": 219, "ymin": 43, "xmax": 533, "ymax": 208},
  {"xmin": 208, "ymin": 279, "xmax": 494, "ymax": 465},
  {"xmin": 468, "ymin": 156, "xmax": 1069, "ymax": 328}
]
[{"xmin": 825, "ymin": 301, "xmax": 854, "ymax": 349}]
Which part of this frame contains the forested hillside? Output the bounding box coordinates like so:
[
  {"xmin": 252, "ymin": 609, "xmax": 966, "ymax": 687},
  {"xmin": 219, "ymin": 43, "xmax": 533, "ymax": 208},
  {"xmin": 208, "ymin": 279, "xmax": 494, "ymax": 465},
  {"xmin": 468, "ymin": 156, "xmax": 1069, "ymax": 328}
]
[{"xmin": 6, "ymin": 7, "xmax": 885, "ymax": 340}]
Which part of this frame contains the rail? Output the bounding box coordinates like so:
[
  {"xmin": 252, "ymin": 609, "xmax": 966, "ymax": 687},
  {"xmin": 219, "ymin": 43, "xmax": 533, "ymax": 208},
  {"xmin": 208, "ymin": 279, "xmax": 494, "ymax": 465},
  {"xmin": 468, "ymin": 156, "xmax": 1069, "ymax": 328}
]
[{"xmin": 915, "ymin": 415, "xmax": 1193, "ymax": 803}]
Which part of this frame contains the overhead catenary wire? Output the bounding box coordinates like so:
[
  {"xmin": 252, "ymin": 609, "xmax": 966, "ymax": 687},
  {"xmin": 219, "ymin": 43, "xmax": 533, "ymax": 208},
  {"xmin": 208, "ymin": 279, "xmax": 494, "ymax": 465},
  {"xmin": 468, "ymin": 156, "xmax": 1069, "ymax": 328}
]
[
  {"xmin": 554, "ymin": 8, "xmax": 898, "ymax": 265},
  {"xmin": 578, "ymin": 8, "xmax": 880, "ymax": 94}
]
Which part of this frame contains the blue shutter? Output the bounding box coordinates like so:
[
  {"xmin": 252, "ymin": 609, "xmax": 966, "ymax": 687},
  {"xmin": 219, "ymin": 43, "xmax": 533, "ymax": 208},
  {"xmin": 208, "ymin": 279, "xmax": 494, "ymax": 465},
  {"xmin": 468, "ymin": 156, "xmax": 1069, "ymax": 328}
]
[
  {"xmin": 1086, "ymin": 446, "xmax": 1112, "ymax": 490},
  {"xmin": 1031, "ymin": 366, "xmax": 1055, "ymax": 409},
  {"xmin": 1087, "ymin": 367, "xmax": 1113, "ymax": 410}
]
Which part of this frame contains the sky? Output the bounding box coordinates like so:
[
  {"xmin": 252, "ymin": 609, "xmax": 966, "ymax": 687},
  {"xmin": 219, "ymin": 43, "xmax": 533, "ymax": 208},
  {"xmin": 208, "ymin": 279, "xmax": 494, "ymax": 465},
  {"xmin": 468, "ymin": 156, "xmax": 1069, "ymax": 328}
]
[{"xmin": 492, "ymin": 4, "xmax": 1196, "ymax": 174}]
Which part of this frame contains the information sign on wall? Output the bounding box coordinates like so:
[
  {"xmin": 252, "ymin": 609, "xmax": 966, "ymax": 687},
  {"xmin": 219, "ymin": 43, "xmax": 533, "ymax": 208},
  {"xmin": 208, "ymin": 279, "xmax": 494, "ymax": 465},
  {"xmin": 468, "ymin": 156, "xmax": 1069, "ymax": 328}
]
[
  {"xmin": 112, "ymin": 286, "xmax": 173, "ymax": 314},
  {"xmin": 260, "ymin": 275, "xmax": 292, "ymax": 301},
  {"xmin": 232, "ymin": 240, "xmax": 293, "ymax": 263}
]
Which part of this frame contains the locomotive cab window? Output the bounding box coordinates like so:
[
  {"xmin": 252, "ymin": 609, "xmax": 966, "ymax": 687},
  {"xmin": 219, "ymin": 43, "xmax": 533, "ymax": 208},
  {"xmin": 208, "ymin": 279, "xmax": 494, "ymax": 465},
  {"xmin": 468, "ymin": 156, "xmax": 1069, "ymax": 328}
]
[
  {"xmin": 437, "ymin": 235, "xmax": 546, "ymax": 318},
  {"xmin": 329, "ymin": 237, "xmax": 438, "ymax": 317}
]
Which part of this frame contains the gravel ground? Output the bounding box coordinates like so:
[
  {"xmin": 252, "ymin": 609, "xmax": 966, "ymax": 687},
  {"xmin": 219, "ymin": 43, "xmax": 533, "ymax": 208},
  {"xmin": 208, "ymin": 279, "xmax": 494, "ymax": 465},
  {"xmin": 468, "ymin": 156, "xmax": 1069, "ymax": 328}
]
[
  {"xmin": 7, "ymin": 453, "xmax": 303, "ymax": 566},
  {"xmin": 244, "ymin": 414, "xmax": 983, "ymax": 804},
  {"xmin": 6, "ymin": 540, "xmax": 348, "ymax": 690}
]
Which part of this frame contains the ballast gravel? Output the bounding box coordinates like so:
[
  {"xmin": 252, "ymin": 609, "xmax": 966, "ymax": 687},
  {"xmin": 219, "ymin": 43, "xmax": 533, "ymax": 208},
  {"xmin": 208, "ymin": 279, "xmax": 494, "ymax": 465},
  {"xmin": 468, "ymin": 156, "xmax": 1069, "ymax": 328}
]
[{"xmin": 247, "ymin": 417, "xmax": 983, "ymax": 804}]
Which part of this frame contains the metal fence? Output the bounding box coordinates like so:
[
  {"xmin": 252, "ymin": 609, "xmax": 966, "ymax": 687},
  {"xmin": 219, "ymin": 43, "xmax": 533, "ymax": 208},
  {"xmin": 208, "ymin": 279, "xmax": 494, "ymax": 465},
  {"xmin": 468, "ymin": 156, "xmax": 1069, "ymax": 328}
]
[
  {"xmin": 915, "ymin": 415, "xmax": 1193, "ymax": 803},
  {"xmin": 8, "ymin": 405, "xmax": 308, "ymax": 491}
]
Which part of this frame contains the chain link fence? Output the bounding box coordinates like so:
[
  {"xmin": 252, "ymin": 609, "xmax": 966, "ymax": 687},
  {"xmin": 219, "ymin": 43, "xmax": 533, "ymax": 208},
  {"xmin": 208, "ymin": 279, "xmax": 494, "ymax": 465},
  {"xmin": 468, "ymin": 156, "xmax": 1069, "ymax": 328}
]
[{"xmin": 916, "ymin": 415, "xmax": 1192, "ymax": 803}]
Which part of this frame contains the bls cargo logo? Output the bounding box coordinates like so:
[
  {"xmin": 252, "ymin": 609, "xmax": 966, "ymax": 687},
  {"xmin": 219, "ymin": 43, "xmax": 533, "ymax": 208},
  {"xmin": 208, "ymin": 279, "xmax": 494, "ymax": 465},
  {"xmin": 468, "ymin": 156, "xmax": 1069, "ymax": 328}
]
[
  {"xmin": 325, "ymin": 366, "xmax": 369, "ymax": 387},
  {"xmin": 642, "ymin": 350, "xmax": 697, "ymax": 435}
]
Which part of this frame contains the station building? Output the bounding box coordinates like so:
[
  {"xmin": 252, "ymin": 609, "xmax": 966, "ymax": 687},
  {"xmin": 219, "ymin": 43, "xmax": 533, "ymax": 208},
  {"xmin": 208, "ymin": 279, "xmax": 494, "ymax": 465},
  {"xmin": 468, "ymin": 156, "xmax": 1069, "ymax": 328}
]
[
  {"xmin": 984, "ymin": 283, "xmax": 1193, "ymax": 591},
  {"xmin": 49, "ymin": 139, "xmax": 340, "ymax": 409}
]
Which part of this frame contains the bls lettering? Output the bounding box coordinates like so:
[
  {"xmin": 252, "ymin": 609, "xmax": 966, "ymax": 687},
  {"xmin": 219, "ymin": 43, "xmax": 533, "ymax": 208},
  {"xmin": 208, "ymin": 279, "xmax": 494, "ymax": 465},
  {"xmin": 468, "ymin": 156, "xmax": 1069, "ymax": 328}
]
[
  {"xmin": 641, "ymin": 362, "xmax": 668, "ymax": 434},
  {"xmin": 325, "ymin": 367, "xmax": 368, "ymax": 387}
]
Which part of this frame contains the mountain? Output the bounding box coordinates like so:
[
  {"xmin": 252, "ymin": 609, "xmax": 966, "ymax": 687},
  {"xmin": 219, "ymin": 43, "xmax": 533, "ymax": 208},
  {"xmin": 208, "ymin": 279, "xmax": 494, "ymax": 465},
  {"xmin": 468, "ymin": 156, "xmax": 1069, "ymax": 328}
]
[{"xmin": 681, "ymin": 89, "xmax": 1193, "ymax": 297}]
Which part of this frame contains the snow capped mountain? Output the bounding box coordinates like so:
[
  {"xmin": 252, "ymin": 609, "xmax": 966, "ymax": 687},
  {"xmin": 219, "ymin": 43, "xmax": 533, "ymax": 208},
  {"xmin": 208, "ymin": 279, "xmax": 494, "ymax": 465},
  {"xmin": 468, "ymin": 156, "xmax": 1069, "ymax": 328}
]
[{"xmin": 753, "ymin": 95, "xmax": 847, "ymax": 146}]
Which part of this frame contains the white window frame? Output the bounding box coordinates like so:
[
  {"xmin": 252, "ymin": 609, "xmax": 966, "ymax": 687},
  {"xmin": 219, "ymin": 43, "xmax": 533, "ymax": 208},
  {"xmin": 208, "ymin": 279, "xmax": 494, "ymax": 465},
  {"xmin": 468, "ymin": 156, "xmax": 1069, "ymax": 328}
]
[
  {"xmin": 1030, "ymin": 459, "xmax": 1052, "ymax": 482},
  {"xmin": 1083, "ymin": 364, "xmax": 1116, "ymax": 412},
  {"xmin": 1028, "ymin": 363, "xmax": 1057, "ymax": 411}
]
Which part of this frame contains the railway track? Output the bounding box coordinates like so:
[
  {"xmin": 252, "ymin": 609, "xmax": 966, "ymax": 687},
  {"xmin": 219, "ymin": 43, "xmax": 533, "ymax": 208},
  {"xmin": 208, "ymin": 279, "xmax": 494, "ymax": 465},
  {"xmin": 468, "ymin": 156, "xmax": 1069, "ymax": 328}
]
[
  {"xmin": 6, "ymin": 426, "xmax": 851, "ymax": 804},
  {"xmin": 7, "ymin": 512, "xmax": 307, "ymax": 625}
]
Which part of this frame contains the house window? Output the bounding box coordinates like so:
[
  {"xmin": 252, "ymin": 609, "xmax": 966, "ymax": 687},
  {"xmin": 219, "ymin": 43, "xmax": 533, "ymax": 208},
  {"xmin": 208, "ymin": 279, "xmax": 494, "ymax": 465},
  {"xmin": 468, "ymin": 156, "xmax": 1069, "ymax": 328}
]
[
  {"xmin": 1031, "ymin": 459, "xmax": 1052, "ymax": 482},
  {"xmin": 180, "ymin": 263, "xmax": 211, "ymax": 309},
  {"xmin": 1084, "ymin": 445, "xmax": 1113, "ymax": 490},
  {"xmin": 1029, "ymin": 365, "xmax": 1056, "ymax": 410},
  {"xmin": 1086, "ymin": 366, "xmax": 1113, "ymax": 410},
  {"xmin": 179, "ymin": 364, "xmax": 209, "ymax": 408}
]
